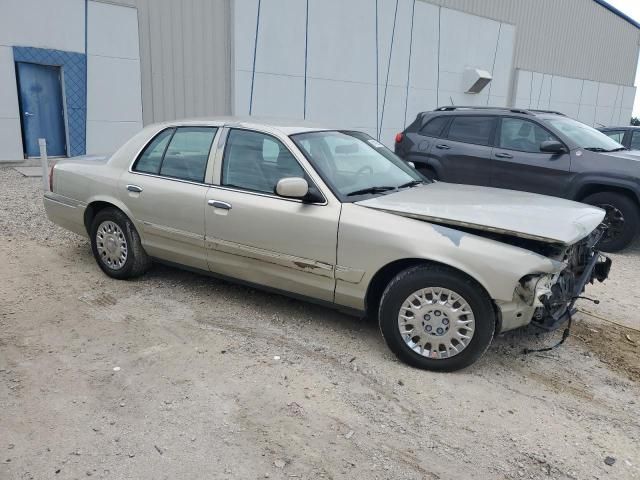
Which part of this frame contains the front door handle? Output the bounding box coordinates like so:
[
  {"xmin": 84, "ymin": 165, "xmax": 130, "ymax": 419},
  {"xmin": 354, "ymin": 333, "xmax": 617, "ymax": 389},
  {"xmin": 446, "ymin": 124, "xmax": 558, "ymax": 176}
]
[
  {"xmin": 208, "ymin": 199, "xmax": 232, "ymax": 210},
  {"xmin": 127, "ymin": 184, "xmax": 143, "ymax": 193},
  {"xmin": 495, "ymin": 152, "xmax": 513, "ymax": 159},
  {"xmin": 435, "ymin": 144, "xmax": 450, "ymax": 150},
  {"xmin": 24, "ymin": 111, "xmax": 34, "ymax": 117}
]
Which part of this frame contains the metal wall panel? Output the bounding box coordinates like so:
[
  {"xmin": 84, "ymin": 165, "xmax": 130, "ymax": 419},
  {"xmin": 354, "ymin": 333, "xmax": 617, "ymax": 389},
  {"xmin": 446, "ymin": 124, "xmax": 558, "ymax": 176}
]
[
  {"xmin": 101, "ymin": 0, "xmax": 232, "ymax": 125},
  {"xmin": 100, "ymin": 0, "xmax": 638, "ymax": 127},
  {"xmin": 422, "ymin": 0, "xmax": 640, "ymax": 86}
]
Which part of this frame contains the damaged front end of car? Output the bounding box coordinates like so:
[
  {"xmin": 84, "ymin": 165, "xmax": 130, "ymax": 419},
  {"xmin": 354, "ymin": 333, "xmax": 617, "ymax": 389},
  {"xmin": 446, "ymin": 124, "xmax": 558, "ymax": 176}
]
[{"xmin": 510, "ymin": 228, "xmax": 611, "ymax": 332}]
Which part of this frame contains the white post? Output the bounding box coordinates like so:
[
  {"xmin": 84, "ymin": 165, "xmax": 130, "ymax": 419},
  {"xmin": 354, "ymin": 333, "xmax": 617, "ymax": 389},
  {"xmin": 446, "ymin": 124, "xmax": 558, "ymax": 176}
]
[{"xmin": 38, "ymin": 138, "xmax": 49, "ymax": 191}]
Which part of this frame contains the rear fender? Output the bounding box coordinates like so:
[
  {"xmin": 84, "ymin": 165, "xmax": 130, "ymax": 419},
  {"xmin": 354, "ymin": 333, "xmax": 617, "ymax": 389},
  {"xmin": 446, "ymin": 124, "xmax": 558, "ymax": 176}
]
[{"xmin": 84, "ymin": 195, "xmax": 146, "ymax": 243}]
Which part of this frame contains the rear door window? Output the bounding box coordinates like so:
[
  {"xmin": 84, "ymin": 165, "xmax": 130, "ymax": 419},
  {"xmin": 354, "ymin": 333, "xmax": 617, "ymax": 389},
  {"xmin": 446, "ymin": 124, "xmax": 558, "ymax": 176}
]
[
  {"xmin": 160, "ymin": 127, "xmax": 217, "ymax": 182},
  {"xmin": 446, "ymin": 116, "xmax": 495, "ymax": 146}
]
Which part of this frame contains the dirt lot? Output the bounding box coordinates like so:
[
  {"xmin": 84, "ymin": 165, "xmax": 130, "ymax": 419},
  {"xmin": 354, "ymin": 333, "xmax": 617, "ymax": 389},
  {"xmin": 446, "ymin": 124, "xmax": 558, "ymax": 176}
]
[{"xmin": 1, "ymin": 167, "xmax": 639, "ymax": 480}]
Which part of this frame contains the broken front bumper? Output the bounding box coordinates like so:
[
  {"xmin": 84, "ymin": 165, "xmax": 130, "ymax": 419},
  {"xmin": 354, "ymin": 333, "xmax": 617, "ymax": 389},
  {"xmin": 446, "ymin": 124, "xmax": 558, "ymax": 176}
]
[
  {"xmin": 534, "ymin": 252, "xmax": 611, "ymax": 331},
  {"xmin": 496, "ymin": 252, "xmax": 611, "ymax": 333}
]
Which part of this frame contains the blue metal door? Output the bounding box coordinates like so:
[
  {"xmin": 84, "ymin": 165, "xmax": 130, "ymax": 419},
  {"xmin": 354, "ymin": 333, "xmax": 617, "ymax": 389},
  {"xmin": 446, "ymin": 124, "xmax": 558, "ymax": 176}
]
[{"xmin": 16, "ymin": 62, "xmax": 67, "ymax": 157}]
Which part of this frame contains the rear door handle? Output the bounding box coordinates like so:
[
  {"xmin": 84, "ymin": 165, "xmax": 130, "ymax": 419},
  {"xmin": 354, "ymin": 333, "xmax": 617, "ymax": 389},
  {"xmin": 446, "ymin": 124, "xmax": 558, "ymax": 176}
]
[
  {"xmin": 435, "ymin": 144, "xmax": 450, "ymax": 150},
  {"xmin": 208, "ymin": 199, "xmax": 232, "ymax": 210},
  {"xmin": 495, "ymin": 152, "xmax": 513, "ymax": 159},
  {"xmin": 127, "ymin": 184, "xmax": 143, "ymax": 193}
]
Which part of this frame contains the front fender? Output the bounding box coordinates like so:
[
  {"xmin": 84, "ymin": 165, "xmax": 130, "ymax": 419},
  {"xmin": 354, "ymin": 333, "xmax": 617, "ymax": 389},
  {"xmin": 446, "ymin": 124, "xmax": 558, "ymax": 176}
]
[
  {"xmin": 335, "ymin": 204, "xmax": 563, "ymax": 311},
  {"xmin": 568, "ymin": 173, "xmax": 640, "ymax": 202}
]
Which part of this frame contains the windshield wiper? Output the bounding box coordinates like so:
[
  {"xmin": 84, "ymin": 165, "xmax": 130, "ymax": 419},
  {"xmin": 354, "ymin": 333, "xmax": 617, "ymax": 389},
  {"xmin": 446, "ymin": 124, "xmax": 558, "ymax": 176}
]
[
  {"xmin": 606, "ymin": 147, "xmax": 628, "ymax": 152},
  {"xmin": 346, "ymin": 186, "xmax": 396, "ymax": 196},
  {"xmin": 397, "ymin": 180, "xmax": 424, "ymax": 189},
  {"xmin": 583, "ymin": 147, "xmax": 608, "ymax": 152}
]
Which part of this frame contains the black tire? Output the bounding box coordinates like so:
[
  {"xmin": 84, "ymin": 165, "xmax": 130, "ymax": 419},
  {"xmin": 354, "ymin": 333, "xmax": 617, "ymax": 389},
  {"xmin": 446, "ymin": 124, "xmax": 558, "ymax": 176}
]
[
  {"xmin": 582, "ymin": 191, "xmax": 639, "ymax": 252},
  {"xmin": 90, "ymin": 207, "xmax": 151, "ymax": 279},
  {"xmin": 417, "ymin": 166, "xmax": 437, "ymax": 181},
  {"xmin": 378, "ymin": 265, "xmax": 495, "ymax": 372}
]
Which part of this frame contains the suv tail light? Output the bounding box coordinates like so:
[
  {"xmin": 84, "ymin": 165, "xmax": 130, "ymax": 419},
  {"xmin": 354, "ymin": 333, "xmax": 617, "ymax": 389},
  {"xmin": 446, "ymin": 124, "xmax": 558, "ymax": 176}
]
[
  {"xmin": 395, "ymin": 132, "xmax": 404, "ymax": 143},
  {"xmin": 49, "ymin": 163, "xmax": 55, "ymax": 192}
]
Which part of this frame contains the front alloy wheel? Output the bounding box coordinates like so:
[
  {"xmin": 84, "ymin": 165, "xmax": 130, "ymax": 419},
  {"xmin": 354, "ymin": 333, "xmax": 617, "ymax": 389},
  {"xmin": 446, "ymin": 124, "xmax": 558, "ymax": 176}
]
[
  {"xmin": 379, "ymin": 265, "xmax": 495, "ymax": 371},
  {"xmin": 397, "ymin": 287, "xmax": 475, "ymax": 359}
]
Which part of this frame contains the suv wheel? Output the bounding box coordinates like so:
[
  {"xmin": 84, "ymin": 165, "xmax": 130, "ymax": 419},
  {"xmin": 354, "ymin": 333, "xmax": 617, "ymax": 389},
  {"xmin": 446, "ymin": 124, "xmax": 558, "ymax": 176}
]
[
  {"xmin": 378, "ymin": 265, "xmax": 495, "ymax": 371},
  {"xmin": 583, "ymin": 192, "xmax": 639, "ymax": 252},
  {"xmin": 90, "ymin": 208, "xmax": 152, "ymax": 279}
]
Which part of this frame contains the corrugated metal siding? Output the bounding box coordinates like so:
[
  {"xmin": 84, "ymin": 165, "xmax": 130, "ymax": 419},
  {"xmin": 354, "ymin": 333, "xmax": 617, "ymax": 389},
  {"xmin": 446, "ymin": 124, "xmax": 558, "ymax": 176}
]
[
  {"xmin": 99, "ymin": 0, "xmax": 637, "ymax": 125},
  {"xmin": 422, "ymin": 0, "xmax": 640, "ymax": 86},
  {"xmin": 97, "ymin": 0, "xmax": 232, "ymax": 125}
]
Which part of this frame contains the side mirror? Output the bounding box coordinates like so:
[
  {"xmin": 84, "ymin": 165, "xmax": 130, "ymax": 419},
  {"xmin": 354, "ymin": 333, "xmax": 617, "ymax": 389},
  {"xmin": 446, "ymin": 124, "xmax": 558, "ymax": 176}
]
[
  {"xmin": 275, "ymin": 177, "xmax": 309, "ymax": 199},
  {"xmin": 540, "ymin": 140, "xmax": 567, "ymax": 154}
]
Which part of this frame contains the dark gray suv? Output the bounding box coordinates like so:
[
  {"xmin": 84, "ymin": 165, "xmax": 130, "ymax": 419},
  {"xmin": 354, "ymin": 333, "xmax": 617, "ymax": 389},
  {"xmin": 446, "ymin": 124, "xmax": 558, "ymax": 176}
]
[{"xmin": 395, "ymin": 106, "xmax": 639, "ymax": 252}]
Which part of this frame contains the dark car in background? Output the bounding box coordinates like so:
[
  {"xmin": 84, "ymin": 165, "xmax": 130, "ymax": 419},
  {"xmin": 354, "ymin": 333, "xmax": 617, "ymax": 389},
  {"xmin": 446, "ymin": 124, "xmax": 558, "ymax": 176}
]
[
  {"xmin": 395, "ymin": 106, "xmax": 640, "ymax": 252},
  {"xmin": 598, "ymin": 126, "xmax": 640, "ymax": 151}
]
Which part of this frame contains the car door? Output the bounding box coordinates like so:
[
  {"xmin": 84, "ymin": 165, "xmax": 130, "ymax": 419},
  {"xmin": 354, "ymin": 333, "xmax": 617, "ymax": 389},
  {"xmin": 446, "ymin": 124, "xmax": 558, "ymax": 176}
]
[
  {"xmin": 119, "ymin": 126, "xmax": 219, "ymax": 270},
  {"xmin": 491, "ymin": 117, "xmax": 572, "ymax": 197},
  {"xmin": 204, "ymin": 128, "xmax": 341, "ymax": 302},
  {"xmin": 431, "ymin": 115, "xmax": 496, "ymax": 185}
]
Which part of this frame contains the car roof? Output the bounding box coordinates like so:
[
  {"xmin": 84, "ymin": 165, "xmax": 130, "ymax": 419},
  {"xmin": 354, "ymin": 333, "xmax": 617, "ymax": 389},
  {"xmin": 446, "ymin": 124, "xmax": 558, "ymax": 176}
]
[{"xmin": 151, "ymin": 116, "xmax": 332, "ymax": 135}]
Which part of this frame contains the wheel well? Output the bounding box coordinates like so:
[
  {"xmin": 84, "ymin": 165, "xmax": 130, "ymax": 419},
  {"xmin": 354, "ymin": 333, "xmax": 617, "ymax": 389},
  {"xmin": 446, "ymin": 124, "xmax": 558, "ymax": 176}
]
[
  {"xmin": 83, "ymin": 201, "xmax": 119, "ymax": 234},
  {"xmin": 576, "ymin": 184, "xmax": 640, "ymax": 205},
  {"xmin": 364, "ymin": 258, "xmax": 497, "ymax": 324}
]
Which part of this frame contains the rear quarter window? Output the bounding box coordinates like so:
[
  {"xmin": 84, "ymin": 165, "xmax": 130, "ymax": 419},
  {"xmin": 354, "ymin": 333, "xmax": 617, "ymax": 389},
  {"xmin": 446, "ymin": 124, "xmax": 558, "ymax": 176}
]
[
  {"xmin": 133, "ymin": 128, "xmax": 174, "ymax": 174},
  {"xmin": 420, "ymin": 116, "xmax": 449, "ymax": 137}
]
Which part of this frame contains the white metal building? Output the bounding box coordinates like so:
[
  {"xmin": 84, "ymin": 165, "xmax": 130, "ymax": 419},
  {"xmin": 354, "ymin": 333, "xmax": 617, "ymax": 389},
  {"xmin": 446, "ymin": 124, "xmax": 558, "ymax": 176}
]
[{"xmin": 1, "ymin": 0, "xmax": 638, "ymax": 161}]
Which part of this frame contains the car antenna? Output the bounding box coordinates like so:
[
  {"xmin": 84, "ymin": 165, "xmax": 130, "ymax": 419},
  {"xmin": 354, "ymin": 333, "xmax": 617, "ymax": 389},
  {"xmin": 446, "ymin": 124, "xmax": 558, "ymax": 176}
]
[{"xmin": 595, "ymin": 122, "xmax": 606, "ymax": 127}]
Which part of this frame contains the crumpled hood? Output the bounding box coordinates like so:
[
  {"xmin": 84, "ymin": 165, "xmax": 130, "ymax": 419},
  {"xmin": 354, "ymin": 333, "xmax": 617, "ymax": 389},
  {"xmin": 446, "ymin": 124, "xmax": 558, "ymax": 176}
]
[{"xmin": 356, "ymin": 182, "xmax": 605, "ymax": 245}]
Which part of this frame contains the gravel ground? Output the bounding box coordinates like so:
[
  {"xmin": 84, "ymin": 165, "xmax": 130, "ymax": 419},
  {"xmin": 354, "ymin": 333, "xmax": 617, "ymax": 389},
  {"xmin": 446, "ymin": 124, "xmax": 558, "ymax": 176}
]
[{"xmin": 1, "ymin": 167, "xmax": 639, "ymax": 479}]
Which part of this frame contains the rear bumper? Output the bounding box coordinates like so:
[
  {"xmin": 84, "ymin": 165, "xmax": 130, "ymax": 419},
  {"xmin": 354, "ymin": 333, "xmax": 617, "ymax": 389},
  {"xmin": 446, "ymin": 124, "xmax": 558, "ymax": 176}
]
[{"xmin": 43, "ymin": 192, "xmax": 87, "ymax": 237}]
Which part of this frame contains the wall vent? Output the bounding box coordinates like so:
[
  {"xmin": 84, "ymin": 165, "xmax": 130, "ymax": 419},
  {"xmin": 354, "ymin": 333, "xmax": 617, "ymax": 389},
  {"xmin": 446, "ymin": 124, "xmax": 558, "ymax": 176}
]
[{"xmin": 464, "ymin": 68, "xmax": 492, "ymax": 94}]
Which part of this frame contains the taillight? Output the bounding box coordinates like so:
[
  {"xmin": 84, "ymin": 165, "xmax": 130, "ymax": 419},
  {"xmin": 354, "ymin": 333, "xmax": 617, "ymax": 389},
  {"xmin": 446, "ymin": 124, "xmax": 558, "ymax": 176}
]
[
  {"xmin": 395, "ymin": 132, "xmax": 404, "ymax": 143},
  {"xmin": 49, "ymin": 164, "xmax": 55, "ymax": 192}
]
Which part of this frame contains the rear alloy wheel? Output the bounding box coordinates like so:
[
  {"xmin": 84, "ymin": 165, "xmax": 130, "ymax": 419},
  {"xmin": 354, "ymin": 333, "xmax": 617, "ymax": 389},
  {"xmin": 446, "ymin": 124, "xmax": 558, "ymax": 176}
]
[
  {"xmin": 90, "ymin": 208, "xmax": 151, "ymax": 279},
  {"xmin": 379, "ymin": 265, "xmax": 495, "ymax": 371},
  {"xmin": 583, "ymin": 192, "xmax": 639, "ymax": 252}
]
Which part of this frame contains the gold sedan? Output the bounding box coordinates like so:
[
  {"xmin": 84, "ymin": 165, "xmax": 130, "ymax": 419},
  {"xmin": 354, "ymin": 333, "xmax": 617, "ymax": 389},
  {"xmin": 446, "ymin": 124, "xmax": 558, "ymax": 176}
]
[{"xmin": 44, "ymin": 118, "xmax": 610, "ymax": 371}]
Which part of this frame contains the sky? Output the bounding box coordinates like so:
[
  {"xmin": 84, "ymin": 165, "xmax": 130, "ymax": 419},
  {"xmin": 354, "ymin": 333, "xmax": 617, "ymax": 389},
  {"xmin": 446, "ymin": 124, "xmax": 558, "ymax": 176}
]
[{"xmin": 605, "ymin": 0, "xmax": 640, "ymax": 116}]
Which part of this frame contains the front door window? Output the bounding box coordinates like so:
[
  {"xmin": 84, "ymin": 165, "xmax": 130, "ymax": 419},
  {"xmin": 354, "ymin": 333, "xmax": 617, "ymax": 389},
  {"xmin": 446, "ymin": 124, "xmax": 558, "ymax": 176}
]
[{"xmin": 222, "ymin": 129, "xmax": 305, "ymax": 193}]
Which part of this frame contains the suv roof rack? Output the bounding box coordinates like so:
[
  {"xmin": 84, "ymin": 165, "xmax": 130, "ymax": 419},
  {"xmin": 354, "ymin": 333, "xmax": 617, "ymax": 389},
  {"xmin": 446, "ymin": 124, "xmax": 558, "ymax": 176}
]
[
  {"xmin": 433, "ymin": 106, "xmax": 566, "ymax": 116},
  {"xmin": 526, "ymin": 109, "xmax": 566, "ymax": 116}
]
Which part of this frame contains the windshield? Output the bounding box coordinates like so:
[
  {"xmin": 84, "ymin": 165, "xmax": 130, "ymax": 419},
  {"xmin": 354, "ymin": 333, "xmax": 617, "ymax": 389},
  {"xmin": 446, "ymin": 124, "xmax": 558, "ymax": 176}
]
[
  {"xmin": 546, "ymin": 117, "xmax": 625, "ymax": 151},
  {"xmin": 290, "ymin": 130, "xmax": 424, "ymax": 199}
]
